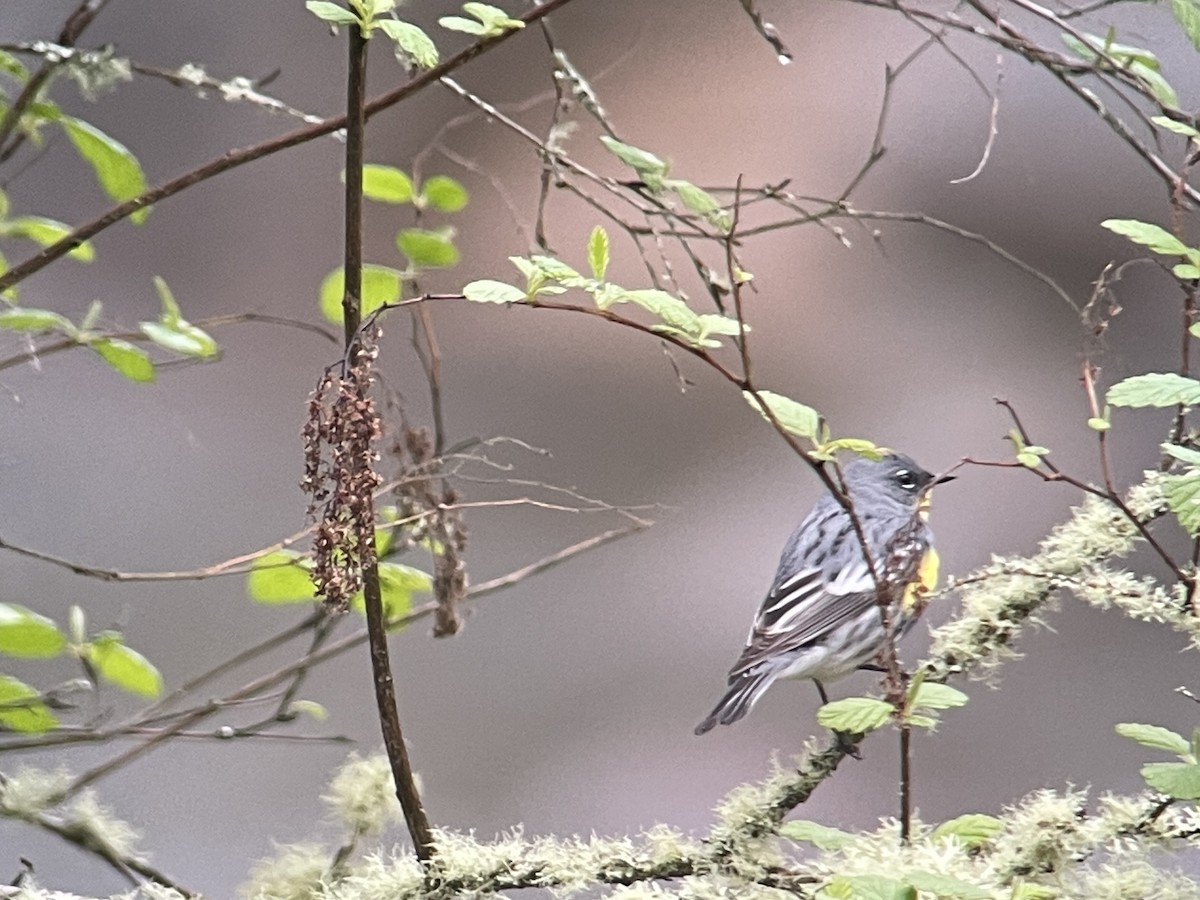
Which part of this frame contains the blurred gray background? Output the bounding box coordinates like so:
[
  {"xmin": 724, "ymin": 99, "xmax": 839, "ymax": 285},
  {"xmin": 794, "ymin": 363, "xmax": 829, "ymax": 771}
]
[{"xmin": 2, "ymin": 0, "xmax": 1198, "ymax": 895}]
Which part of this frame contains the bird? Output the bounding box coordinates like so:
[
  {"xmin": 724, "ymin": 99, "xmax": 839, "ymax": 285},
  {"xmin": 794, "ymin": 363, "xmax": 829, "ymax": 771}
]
[{"xmin": 694, "ymin": 453, "xmax": 949, "ymax": 735}]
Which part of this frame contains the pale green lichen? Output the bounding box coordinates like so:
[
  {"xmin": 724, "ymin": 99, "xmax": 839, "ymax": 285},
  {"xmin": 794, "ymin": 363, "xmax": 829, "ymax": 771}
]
[
  {"xmin": 322, "ymin": 752, "xmax": 401, "ymax": 838},
  {"xmin": 241, "ymin": 842, "xmax": 330, "ymax": 900},
  {"xmin": 63, "ymin": 790, "xmax": 142, "ymax": 860},
  {"xmin": 0, "ymin": 766, "xmax": 73, "ymax": 818}
]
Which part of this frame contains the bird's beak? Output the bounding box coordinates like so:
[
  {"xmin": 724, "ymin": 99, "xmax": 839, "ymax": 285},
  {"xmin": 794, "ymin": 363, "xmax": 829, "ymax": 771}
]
[{"xmin": 933, "ymin": 473, "xmax": 956, "ymax": 485}]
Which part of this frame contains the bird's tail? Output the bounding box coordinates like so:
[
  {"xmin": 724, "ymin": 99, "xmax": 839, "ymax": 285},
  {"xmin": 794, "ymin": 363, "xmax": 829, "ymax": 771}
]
[{"xmin": 694, "ymin": 671, "xmax": 776, "ymax": 735}]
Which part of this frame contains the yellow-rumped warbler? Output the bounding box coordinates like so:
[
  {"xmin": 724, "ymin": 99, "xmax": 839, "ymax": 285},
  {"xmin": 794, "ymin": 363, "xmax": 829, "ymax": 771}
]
[{"xmin": 695, "ymin": 453, "xmax": 949, "ymax": 735}]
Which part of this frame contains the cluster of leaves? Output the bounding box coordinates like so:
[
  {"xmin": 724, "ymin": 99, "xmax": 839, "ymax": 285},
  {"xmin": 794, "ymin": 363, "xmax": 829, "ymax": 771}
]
[
  {"xmin": 0, "ymin": 602, "xmax": 162, "ymax": 734},
  {"xmin": 817, "ymin": 674, "xmax": 969, "ymax": 736},
  {"xmin": 318, "ymin": 164, "xmax": 470, "ymax": 324},
  {"xmin": 1117, "ymin": 721, "xmax": 1200, "ymax": 799},
  {"xmin": 1097, "ymin": 218, "xmax": 1200, "ymax": 535},
  {"xmin": 0, "ymin": 277, "xmax": 218, "ymax": 383},
  {"xmin": 1062, "ymin": 31, "xmax": 1180, "ymax": 107},
  {"xmin": 599, "ymin": 136, "xmax": 733, "ymax": 232},
  {"xmin": 305, "ymin": 0, "xmax": 524, "ymax": 69},
  {"xmin": 464, "ymin": 224, "xmax": 747, "ymax": 348},
  {"xmin": 743, "ymin": 389, "xmax": 884, "ymax": 462},
  {"xmin": 246, "ymin": 506, "xmax": 432, "ymax": 624}
]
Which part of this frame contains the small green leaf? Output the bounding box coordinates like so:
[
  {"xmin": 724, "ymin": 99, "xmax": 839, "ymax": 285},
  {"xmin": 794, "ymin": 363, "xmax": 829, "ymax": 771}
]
[
  {"xmin": 931, "ymin": 813, "xmax": 1004, "ymax": 846},
  {"xmin": 397, "ymin": 228, "xmax": 460, "ymax": 267},
  {"xmin": 60, "ymin": 117, "xmax": 149, "ymax": 223},
  {"xmin": 599, "ymin": 136, "xmax": 668, "ymax": 178},
  {"xmin": 1163, "ymin": 471, "xmax": 1200, "ymax": 535},
  {"xmin": 1101, "ymin": 219, "xmax": 1192, "ymax": 258},
  {"xmin": 319, "ymin": 263, "xmax": 404, "ymax": 323},
  {"xmin": 587, "ymin": 225, "xmax": 610, "ymax": 280},
  {"xmin": 139, "ymin": 277, "xmax": 218, "ymax": 358},
  {"xmin": 904, "ymin": 871, "xmax": 991, "ymax": 900},
  {"xmin": 376, "ymin": 20, "xmax": 439, "ymax": 68},
  {"xmin": 666, "ymin": 180, "xmax": 731, "ymax": 231},
  {"xmin": 152, "ymin": 275, "xmax": 181, "ymax": 325},
  {"xmin": 464, "ymin": 279, "xmax": 526, "ymax": 303},
  {"xmin": 814, "ymin": 438, "xmax": 884, "ymax": 462},
  {"xmin": 306, "ymin": 0, "xmax": 361, "ymax": 25},
  {"xmin": 817, "ymin": 696, "xmax": 893, "ymax": 734},
  {"xmin": 1162, "ymin": 443, "xmax": 1200, "ymax": 466},
  {"xmin": 823, "ymin": 874, "xmax": 915, "ymax": 900},
  {"xmin": 461, "ymin": 2, "xmax": 524, "ymax": 32},
  {"xmin": 351, "ymin": 562, "xmax": 430, "ymax": 623},
  {"xmin": 1131, "ymin": 61, "xmax": 1178, "ymax": 108},
  {"xmin": 68, "ymin": 606, "xmax": 86, "ymax": 646},
  {"xmin": 0, "ymin": 307, "xmax": 75, "ymax": 334},
  {"xmin": 1152, "ymin": 115, "xmax": 1200, "ymax": 139},
  {"xmin": 248, "ymin": 551, "xmax": 318, "ymax": 604},
  {"xmin": 744, "ymin": 390, "xmax": 822, "ymax": 441},
  {"xmin": 1174, "ymin": 263, "xmax": 1200, "ymax": 280},
  {"xmin": 85, "ymin": 634, "xmax": 163, "ymax": 698},
  {"xmin": 420, "ymin": 175, "xmax": 469, "ymax": 212},
  {"xmin": 288, "ymin": 699, "xmax": 328, "ymax": 721},
  {"xmin": 1087, "ymin": 416, "xmax": 1111, "ymax": 431},
  {"xmin": 1116, "ymin": 722, "xmax": 1191, "ymax": 757},
  {"xmin": 89, "ymin": 338, "xmax": 155, "ymax": 383},
  {"xmin": 360, "ymin": 164, "xmax": 415, "ymax": 204},
  {"xmin": 2, "ymin": 217, "xmax": 95, "ymax": 261},
  {"xmin": 439, "ymin": 15, "xmax": 489, "ymax": 34},
  {"xmin": 1107, "ymin": 372, "xmax": 1200, "ymax": 408},
  {"xmin": 1141, "ymin": 761, "xmax": 1200, "ymax": 798},
  {"xmin": 0, "ymin": 675, "xmax": 57, "ymax": 733},
  {"xmin": 910, "ymin": 682, "xmax": 969, "ymax": 711},
  {"xmin": 779, "ymin": 819, "xmax": 855, "ymax": 850},
  {"xmin": 0, "ymin": 604, "xmax": 67, "ymax": 658}
]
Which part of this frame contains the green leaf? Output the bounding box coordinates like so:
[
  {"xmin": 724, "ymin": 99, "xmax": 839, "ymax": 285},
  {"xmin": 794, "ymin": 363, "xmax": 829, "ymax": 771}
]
[
  {"xmin": 823, "ymin": 874, "xmax": 915, "ymax": 900},
  {"xmin": 464, "ymin": 279, "xmax": 526, "ymax": 303},
  {"xmin": 319, "ymin": 263, "xmax": 404, "ymax": 323},
  {"xmin": 1162, "ymin": 443, "xmax": 1200, "ymax": 466},
  {"xmin": 1107, "ymin": 372, "xmax": 1200, "ymax": 408},
  {"xmin": 744, "ymin": 390, "xmax": 823, "ymax": 441},
  {"xmin": 1116, "ymin": 722, "xmax": 1191, "ymax": 757},
  {"xmin": 931, "ymin": 813, "xmax": 1004, "ymax": 846},
  {"xmin": 462, "ymin": 2, "xmax": 525, "ymax": 32},
  {"xmin": 0, "ymin": 675, "xmax": 57, "ymax": 733},
  {"xmin": 139, "ymin": 277, "xmax": 218, "ymax": 358},
  {"xmin": 1010, "ymin": 884, "xmax": 1057, "ymax": 900},
  {"xmin": 1152, "ymin": 115, "xmax": 1200, "ymax": 139},
  {"xmin": 0, "ymin": 51, "xmax": 29, "ymax": 82},
  {"xmin": 814, "ymin": 438, "xmax": 884, "ymax": 462},
  {"xmin": 1101, "ymin": 219, "xmax": 1192, "ymax": 258},
  {"xmin": 599, "ymin": 136, "xmax": 668, "ymax": 178},
  {"xmin": 1163, "ymin": 471, "xmax": 1200, "ymax": 535},
  {"xmin": 247, "ymin": 551, "xmax": 317, "ymax": 604},
  {"xmin": 85, "ymin": 633, "xmax": 163, "ymax": 697},
  {"xmin": 587, "ymin": 225, "xmax": 610, "ymax": 280},
  {"xmin": 0, "ymin": 604, "xmax": 67, "ymax": 658},
  {"xmin": 351, "ymin": 562, "xmax": 431, "ymax": 623},
  {"xmin": 666, "ymin": 179, "xmax": 731, "ymax": 231},
  {"xmin": 2, "ymin": 216, "xmax": 95, "ymax": 261},
  {"xmin": 360, "ymin": 164, "xmax": 415, "ymax": 204},
  {"xmin": 817, "ymin": 696, "xmax": 893, "ymax": 734},
  {"xmin": 89, "ymin": 338, "xmax": 155, "ymax": 383},
  {"xmin": 904, "ymin": 871, "xmax": 991, "ymax": 900},
  {"xmin": 439, "ymin": 15, "xmax": 489, "ymax": 34},
  {"xmin": 1174, "ymin": 263, "xmax": 1200, "ymax": 279},
  {"xmin": 0, "ymin": 306, "xmax": 76, "ymax": 334},
  {"xmin": 1087, "ymin": 416, "xmax": 1111, "ymax": 431},
  {"xmin": 376, "ymin": 20, "xmax": 439, "ymax": 68},
  {"xmin": 420, "ymin": 175, "xmax": 469, "ymax": 212},
  {"xmin": 288, "ymin": 699, "xmax": 328, "ymax": 721},
  {"xmin": 397, "ymin": 228, "xmax": 460, "ymax": 267},
  {"xmin": 306, "ymin": 0, "xmax": 361, "ymax": 25},
  {"xmin": 1141, "ymin": 761, "xmax": 1200, "ymax": 798},
  {"xmin": 910, "ymin": 683, "xmax": 969, "ymax": 711},
  {"xmin": 779, "ymin": 819, "xmax": 855, "ymax": 850},
  {"xmin": 1131, "ymin": 61, "xmax": 1178, "ymax": 108},
  {"xmin": 60, "ymin": 117, "xmax": 149, "ymax": 223}
]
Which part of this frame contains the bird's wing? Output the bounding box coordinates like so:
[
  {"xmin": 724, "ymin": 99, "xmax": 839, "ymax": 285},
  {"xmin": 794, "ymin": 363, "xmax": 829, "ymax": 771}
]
[{"xmin": 727, "ymin": 559, "xmax": 877, "ymax": 679}]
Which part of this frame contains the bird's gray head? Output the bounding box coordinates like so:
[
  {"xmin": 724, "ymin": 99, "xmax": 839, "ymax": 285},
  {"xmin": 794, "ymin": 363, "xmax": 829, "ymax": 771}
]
[{"xmin": 840, "ymin": 453, "xmax": 940, "ymax": 508}]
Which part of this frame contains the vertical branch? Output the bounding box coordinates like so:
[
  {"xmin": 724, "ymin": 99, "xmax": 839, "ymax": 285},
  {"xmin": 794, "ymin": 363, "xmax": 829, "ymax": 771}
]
[
  {"xmin": 340, "ymin": 23, "xmax": 434, "ymax": 860},
  {"xmin": 899, "ymin": 724, "xmax": 913, "ymax": 843}
]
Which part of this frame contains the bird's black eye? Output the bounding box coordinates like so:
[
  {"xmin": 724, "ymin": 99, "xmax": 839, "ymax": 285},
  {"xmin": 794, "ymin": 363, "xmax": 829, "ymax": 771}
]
[{"xmin": 894, "ymin": 469, "xmax": 918, "ymax": 490}]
